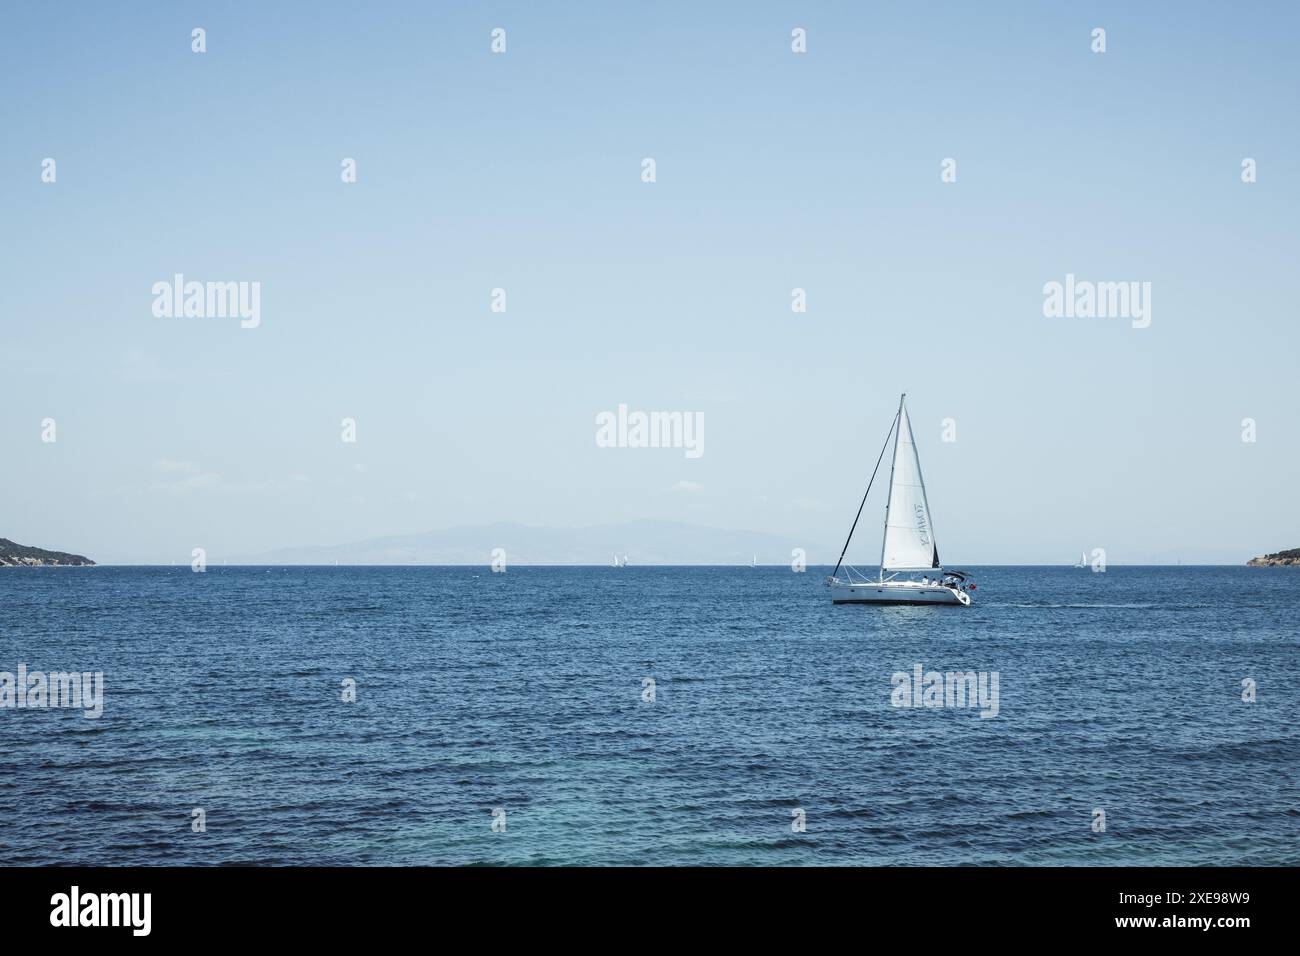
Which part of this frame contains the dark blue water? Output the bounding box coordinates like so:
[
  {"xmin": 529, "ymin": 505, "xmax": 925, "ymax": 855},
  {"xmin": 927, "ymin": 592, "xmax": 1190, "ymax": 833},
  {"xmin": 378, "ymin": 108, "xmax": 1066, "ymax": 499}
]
[{"xmin": 1, "ymin": 565, "xmax": 1296, "ymax": 865}]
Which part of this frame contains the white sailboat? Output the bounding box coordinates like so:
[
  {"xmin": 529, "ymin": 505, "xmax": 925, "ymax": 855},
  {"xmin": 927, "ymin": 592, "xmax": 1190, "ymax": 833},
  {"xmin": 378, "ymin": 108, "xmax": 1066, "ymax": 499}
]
[{"xmin": 827, "ymin": 394, "xmax": 974, "ymax": 606}]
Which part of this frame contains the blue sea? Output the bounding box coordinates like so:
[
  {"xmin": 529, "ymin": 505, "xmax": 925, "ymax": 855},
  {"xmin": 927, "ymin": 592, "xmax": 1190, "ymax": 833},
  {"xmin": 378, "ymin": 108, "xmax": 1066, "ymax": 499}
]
[{"xmin": 1, "ymin": 565, "xmax": 1296, "ymax": 866}]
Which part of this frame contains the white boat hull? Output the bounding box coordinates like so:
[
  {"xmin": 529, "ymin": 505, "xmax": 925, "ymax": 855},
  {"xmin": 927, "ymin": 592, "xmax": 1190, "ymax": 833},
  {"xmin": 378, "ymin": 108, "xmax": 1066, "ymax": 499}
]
[{"xmin": 830, "ymin": 580, "xmax": 970, "ymax": 606}]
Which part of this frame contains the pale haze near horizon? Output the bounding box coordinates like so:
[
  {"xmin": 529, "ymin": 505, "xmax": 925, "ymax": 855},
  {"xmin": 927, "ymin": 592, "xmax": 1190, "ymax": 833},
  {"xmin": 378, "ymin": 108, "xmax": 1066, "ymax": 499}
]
[{"xmin": 2, "ymin": 2, "xmax": 1297, "ymax": 566}]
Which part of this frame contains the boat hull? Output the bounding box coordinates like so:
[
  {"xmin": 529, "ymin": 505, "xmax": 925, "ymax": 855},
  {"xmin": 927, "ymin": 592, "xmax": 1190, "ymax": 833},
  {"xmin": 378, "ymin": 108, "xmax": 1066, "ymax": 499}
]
[{"xmin": 830, "ymin": 581, "xmax": 970, "ymax": 606}]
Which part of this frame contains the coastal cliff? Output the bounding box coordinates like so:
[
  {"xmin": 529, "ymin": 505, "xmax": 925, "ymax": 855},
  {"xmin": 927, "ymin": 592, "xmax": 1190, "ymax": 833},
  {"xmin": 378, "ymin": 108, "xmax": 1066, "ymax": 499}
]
[
  {"xmin": 0, "ymin": 538, "xmax": 95, "ymax": 567},
  {"xmin": 1247, "ymin": 548, "xmax": 1300, "ymax": 567}
]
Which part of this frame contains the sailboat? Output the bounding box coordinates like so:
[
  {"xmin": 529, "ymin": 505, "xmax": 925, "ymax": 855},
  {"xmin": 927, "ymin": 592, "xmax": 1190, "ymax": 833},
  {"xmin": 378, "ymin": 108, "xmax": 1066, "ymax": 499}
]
[
  {"xmin": 1073, "ymin": 551, "xmax": 1088, "ymax": 568},
  {"xmin": 827, "ymin": 394, "xmax": 974, "ymax": 606}
]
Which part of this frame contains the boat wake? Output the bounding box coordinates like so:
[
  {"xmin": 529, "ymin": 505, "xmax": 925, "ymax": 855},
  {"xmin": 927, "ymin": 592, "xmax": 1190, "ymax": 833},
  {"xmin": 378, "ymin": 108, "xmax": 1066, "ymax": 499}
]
[{"xmin": 997, "ymin": 602, "xmax": 1216, "ymax": 610}]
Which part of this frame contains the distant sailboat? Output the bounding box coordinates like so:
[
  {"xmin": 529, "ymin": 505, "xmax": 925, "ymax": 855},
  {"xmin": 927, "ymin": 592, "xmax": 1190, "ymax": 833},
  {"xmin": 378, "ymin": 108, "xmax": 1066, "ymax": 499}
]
[
  {"xmin": 752, "ymin": 555, "xmax": 757, "ymax": 568},
  {"xmin": 1073, "ymin": 551, "xmax": 1088, "ymax": 568},
  {"xmin": 827, "ymin": 394, "xmax": 974, "ymax": 606}
]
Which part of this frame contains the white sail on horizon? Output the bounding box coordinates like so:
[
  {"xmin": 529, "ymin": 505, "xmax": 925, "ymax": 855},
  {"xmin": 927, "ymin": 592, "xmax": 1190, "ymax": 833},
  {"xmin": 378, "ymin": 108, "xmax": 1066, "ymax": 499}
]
[{"xmin": 880, "ymin": 400, "xmax": 941, "ymax": 572}]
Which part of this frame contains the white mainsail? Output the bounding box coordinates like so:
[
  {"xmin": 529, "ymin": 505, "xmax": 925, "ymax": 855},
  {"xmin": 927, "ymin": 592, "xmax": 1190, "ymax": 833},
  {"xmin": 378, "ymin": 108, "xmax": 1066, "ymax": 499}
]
[{"xmin": 879, "ymin": 399, "xmax": 941, "ymax": 573}]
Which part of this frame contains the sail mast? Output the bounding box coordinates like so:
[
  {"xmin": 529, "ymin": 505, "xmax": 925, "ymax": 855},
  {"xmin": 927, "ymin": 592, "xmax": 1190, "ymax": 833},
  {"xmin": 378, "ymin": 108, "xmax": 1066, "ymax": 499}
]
[{"xmin": 878, "ymin": 393, "xmax": 906, "ymax": 581}]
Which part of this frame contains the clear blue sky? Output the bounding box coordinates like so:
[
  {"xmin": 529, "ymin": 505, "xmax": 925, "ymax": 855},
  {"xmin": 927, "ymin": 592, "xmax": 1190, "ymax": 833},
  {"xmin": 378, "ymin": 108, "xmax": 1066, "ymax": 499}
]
[{"xmin": 2, "ymin": 2, "xmax": 1297, "ymax": 564}]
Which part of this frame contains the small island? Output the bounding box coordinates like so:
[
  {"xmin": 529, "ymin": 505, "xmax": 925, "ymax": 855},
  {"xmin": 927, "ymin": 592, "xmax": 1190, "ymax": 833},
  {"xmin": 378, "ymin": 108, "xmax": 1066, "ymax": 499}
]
[
  {"xmin": 1247, "ymin": 548, "xmax": 1300, "ymax": 567},
  {"xmin": 0, "ymin": 538, "xmax": 95, "ymax": 567}
]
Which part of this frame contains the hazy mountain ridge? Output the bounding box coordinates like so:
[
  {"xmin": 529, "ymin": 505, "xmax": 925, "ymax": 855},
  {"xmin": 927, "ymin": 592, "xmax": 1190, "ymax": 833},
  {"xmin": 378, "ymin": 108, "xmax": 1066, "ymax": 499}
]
[{"xmin": 230, "ymin": 520, "xmax": 809, "ymax": 566}]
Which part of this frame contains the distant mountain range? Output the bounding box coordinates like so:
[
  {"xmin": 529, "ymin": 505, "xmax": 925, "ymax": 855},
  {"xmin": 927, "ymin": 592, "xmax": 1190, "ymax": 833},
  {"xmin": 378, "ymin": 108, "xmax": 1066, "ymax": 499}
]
[
  {"xmin": 0, "ymin": 538, "xmax": 95, "ymax": 567},
  {"xmin": 230, "ymin": 520, "xmax": 807, "ymax": 566}
]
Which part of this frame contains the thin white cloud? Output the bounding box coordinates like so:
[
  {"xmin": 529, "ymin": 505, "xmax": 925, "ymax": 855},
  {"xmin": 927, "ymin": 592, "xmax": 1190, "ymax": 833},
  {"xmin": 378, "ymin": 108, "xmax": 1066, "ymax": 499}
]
[{"xmin": 153, "ymin": 459, "xmax": 200, "ymax": 475}]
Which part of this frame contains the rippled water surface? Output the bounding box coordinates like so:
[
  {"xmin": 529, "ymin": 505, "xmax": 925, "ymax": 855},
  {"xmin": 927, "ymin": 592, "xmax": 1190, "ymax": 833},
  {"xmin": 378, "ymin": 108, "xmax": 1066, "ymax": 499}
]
[{"xmin": 1, "ymin": 565, "xmax": 1297, "ymax": 865}]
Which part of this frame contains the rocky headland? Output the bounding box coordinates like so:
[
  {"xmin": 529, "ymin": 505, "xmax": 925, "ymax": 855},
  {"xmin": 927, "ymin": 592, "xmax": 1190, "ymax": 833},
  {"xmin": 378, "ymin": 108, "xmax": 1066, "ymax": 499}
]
[
  {"xmin": 1247, "ymin": 548, "xmax": 1300, "ymax": 567},
  {"xmin": 0, "ymin": 538, "xmax": 95, "ymax": 567}
]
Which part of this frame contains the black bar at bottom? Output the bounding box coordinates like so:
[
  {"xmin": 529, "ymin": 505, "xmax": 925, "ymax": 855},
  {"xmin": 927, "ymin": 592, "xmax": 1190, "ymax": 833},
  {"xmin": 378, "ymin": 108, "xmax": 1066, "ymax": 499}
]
[{"xmin": 0, "ymin": 865, "xmax": 1283, "ymax": 941}]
